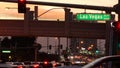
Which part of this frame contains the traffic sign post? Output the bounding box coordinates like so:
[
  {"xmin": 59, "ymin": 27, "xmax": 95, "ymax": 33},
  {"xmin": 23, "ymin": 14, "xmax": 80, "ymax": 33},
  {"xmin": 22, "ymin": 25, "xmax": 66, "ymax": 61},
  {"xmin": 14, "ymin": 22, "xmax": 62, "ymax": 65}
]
[{"xmin": 75, "ymin": 13, "xmax": 111, "ymax": 21}]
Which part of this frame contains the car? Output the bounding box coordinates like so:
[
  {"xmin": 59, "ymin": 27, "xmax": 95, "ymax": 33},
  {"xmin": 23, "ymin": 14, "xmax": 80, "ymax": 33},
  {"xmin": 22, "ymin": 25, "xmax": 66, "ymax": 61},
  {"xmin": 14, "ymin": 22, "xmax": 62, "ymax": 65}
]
[
  {"xmin": 12, "ymin": 62, "xmax": 25, "ymax": 68},
  {"xmin": 40, "ymin": 61, "xmax": 53, "ymax": 68},
  {"xmin": 82, "ymin": 55, "xmax": 120, "ymax": 68},
  {"xmin": 24, "ymin": 61, "xmax": 42, "ymax": 68},
  {"xmin": 30, "ymin": 62, "xmax": 41, "ymax": 68},
  {"xmin": 56, "ymin": 65, "xmax": 82, "ymax": 68},
  {"xmin": 0, "ymin": 62, "xmax": 23, "ymax": 68},
  {"xmin": 71, "ymin": 61, "xmax": 88, "ymax": 66}
]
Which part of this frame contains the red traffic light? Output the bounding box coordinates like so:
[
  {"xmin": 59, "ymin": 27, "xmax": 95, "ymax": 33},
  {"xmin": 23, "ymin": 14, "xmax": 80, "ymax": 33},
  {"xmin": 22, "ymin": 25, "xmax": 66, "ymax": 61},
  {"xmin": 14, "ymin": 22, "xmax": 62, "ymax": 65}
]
[
  {"xmin": 18, "ymin": 0, "xmax": 26, "ymax": 13},
  {"xmin": 113, "ymin": 21, "xmax": 120, "ymax": 31},
  {"xmin": 18, "ymin": 0, "xmax": 26, "ymax": 4},
  {"xmin": 19, "ymin": 0, "xmax": 24, "ymax": 2}
]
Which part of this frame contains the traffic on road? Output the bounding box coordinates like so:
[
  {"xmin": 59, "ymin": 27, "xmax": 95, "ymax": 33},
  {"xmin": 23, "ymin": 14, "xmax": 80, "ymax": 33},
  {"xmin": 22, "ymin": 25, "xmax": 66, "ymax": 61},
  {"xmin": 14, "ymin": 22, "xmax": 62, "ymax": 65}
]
[{"xmin": 0, "ymin": 61, "xmax": 84, "ymax": 68}]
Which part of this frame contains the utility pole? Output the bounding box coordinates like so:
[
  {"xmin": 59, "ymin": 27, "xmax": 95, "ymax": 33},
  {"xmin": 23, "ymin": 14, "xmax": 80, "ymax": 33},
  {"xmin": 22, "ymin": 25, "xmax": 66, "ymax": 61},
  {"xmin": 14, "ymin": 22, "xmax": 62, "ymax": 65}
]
[
  {"xmin": 64, "ymin": 8, "xmax": 70, "ymax": 51},
  {"xmin": 24, "ymin": 8, "xmax": 34, "ymax": 35},
  {"xmin": 64, "ymin": 8, "xmax": 73, "ymax": 58},
  {"xmin": 58, "ymin": 37, "xmax": 60, "ymax": 55},
  {"xmin": 106, "ymin": 11, "xmax": 115, "ymax": 68},
  {"xmin": 47, "ymin": 37, "xmax": 49, "ymax": 53},
  {"xmin": 34, "ymin": 6, "xmax": 38, "ymax": 20}
]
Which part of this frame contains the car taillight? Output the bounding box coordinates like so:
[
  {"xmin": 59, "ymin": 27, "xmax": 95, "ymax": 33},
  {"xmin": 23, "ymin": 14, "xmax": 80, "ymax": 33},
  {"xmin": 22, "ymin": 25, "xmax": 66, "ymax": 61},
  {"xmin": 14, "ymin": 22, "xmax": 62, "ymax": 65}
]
[
  {"xmin": 44, "ymin": 61, "xmax": 48, "ymax": 65},
  {"xmin": 33, "ymin": 64, "xmax": 39, "ymax": 68},
  {"xmin": 53, "ymin": 63, "xmax": 57, "ymax": 67},
  {"xmin": 17, "ymin": 65, "xmax": 23, "ymax": 68}
]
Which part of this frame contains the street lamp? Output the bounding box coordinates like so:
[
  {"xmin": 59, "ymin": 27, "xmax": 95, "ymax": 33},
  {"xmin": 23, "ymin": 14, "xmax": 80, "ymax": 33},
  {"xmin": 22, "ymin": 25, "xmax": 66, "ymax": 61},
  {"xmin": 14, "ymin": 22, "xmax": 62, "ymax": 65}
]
[
  {"xmin": 37, "ymin": 8, "xmax": 64, "ymax": 17},
  {"xmin": 5, "ymin": 7, "xmax": 17, "ymax": 10}
]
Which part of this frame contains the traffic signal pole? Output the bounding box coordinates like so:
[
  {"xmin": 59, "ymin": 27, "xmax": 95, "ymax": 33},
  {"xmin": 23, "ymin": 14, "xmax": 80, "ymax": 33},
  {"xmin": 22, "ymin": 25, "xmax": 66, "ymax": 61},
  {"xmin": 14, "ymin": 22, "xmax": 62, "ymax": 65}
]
[
  {"xmin": 24, "ymin": 7, "xmax": 35, "ymax": 35},
  {"xmin": 24, "ymin": 8, "xmax": 30, "ymax": 35},
  {"xmin": 58, "ymin": 37, "xmax": 60, "ymax": 55},
  {"xmin": 34, "ymin": 6, "xmax": 38, "ymax": 20},
  {"xmin": 118, "ymin": 0, "xmax": 120, "ymax": 21},
  {"xmin": 105, "ymin": 11, "xmax": 115, "ymax": 68},
  {"xmin": 112, "ymin": 0, "xmax": 120, "ymax": 55},
  {"xmin": 105, "ymin": 12, "xmax": 115, "ymax": 56}
]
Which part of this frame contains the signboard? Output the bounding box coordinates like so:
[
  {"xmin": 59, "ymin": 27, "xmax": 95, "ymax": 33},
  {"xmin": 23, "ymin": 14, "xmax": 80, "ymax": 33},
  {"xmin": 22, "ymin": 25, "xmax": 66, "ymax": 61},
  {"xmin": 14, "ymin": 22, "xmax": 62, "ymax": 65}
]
[{"xmin": 76, "ymin": 13, "xmax": 111, "ymax": 21}]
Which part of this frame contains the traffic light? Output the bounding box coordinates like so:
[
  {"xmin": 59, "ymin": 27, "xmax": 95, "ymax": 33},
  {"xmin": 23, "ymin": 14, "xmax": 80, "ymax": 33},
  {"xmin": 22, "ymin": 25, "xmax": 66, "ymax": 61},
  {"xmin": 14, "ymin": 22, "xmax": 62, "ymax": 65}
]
[
  {"xmin": 64, "ymin": 8, "xmax": 73, "ymax": 22},
  {"xmin": 117, "ymin": 40, "xmax": 120, "ymax": 50},
  {"xmin": 112, "ymin": 21, "xmax": 120, "ymax": 54},
  {"xmin": 112, "ymin": 21, "xmax": 120, "ymax": 32},
  {"xmin": 95, "ymin": 50, "xmax": 99, "ymax": 54},
  {"xmin": 18, "ymin": 0, "xmax": 26, "ymax": 13}
]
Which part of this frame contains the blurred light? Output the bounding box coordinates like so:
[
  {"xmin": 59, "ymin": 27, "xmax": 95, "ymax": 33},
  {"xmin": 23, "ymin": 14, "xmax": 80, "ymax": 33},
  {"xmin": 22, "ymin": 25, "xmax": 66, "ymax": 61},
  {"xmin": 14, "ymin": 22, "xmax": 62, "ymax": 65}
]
[
  {"xmin": 74, "ymin": 61, "xmax": 81, "ymax": 64},
  {"xmin": 17, "ymin": 65, "xmax": 23, "ymax": 68},
  {"xmin": 80, "ymin": 41, "xmax": 84, "ymax": 44},
  {"xmin": 55, "ymin": 37, "xmax": 58, "ymax": 40},
  {"xmin": 8, "ymin": 56, "xmax": 12, "ymax": 59},
  {"xmin": 2, "ymin": 50, "xmax": 11, "ymax": 53},
  {"xmin": 18, "ymin": 0, "xmax": 26, "ymax": 13},
  {"xmin": 81, "ymin": 47, "xmax": 85, "ymax": 50},
  {"xmin": 90, "ymin": 44, "xmax": 94, "ymax": 47},
  {"xmin": 116, "ymin": 21, "xmax": 120, "ymax": 30},
  {"xmin": 76, "ymin": 46, "xmax": 79, "ymax": 49},
  {"xmin": 20, "ymin": 0, "xmax": 24, "ymax": 2},
  {"xmin": 33, "ymin": 64, "xmax": 39, "ymax": 68},
  {"xmin": 112, "ymin": 21, "xmax": 120, "ymax": 31},
  {"xmin": 53, "ymin": 63, "xmax": 56, "ymax": 67},
  {"xmin": 118, "ymin": 42, "xmax": 120, "ymax": 49},
  {"xmin": 87, "ymin": 47, "xmax": 92, "ymax": 50},
  {"xmin": 95, "ymin": 50, "xmax": 99, "ymax": 54},
  {"xmin": 44, "ymin": 61, "xmax": 48, "ymax": 65},
  {"xmin": 70, "ymin": 56, "xmax": 74, "ymax": 59}
]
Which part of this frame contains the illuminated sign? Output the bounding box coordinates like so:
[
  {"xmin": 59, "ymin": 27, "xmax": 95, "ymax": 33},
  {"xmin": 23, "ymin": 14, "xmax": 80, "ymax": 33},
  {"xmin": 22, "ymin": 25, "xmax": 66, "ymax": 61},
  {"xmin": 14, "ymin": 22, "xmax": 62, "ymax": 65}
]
[
  {"xmin": 76, "ymin": 13, "xmax": 111, "ymax": 21},
  {"xmin": 2, "ymin": 50, "xmax": 11, "ymax": 53}
]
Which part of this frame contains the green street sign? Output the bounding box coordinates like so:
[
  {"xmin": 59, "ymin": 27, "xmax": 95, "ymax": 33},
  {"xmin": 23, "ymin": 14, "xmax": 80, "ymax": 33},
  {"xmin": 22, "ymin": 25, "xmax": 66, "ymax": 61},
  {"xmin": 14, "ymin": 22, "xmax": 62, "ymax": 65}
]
[{"xmin": 76, "ymin": 13, "xmax": 111, "ymax": 21}]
